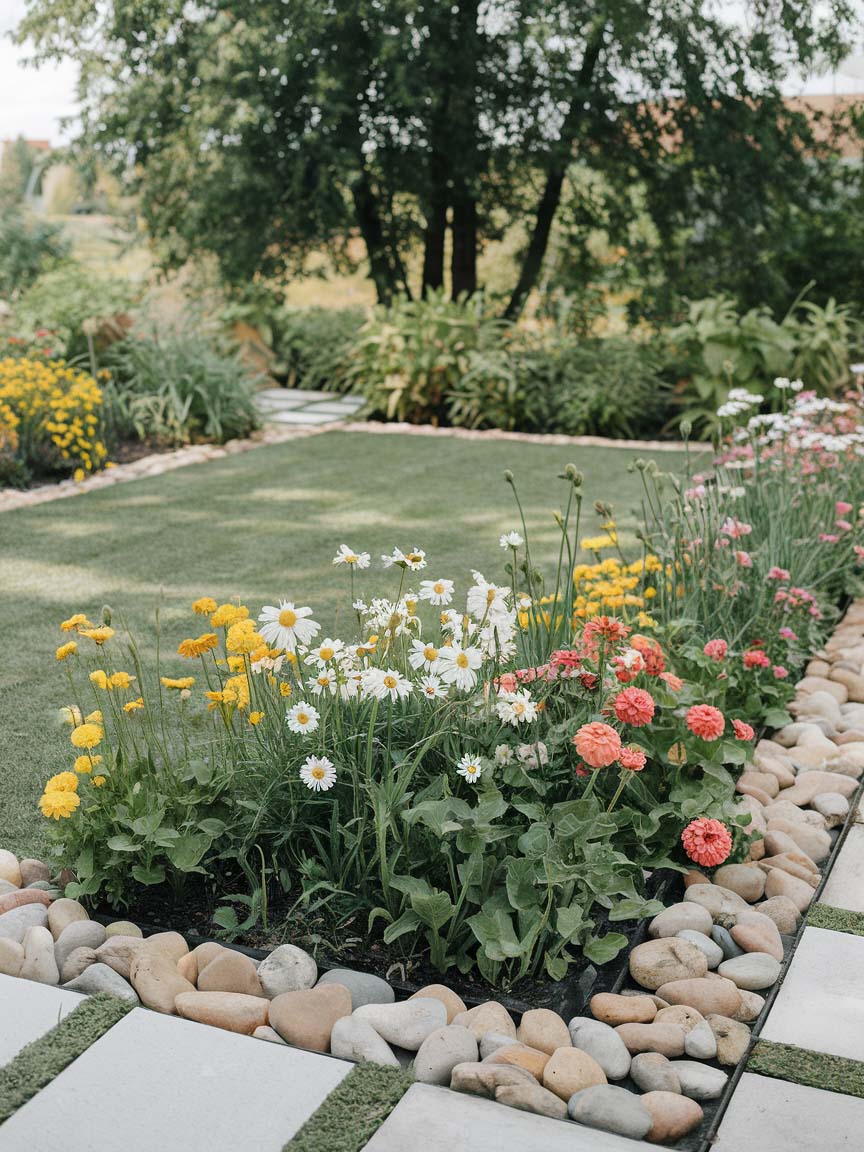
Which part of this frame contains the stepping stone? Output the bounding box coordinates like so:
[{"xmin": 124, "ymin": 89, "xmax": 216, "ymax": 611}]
[
  {"xmin": 255, "ymin": 396, "xmax": 311, "ymax": 411},
  {"xmin": 256, "ymin": 388, "xmax": 332, "ymax": 403},
  {"xmin": 302, "ymin": 401, "xmax": 364, "ymax": 416},
  {"xmin": 712, "ymin": 1072, "xmax": 864, "ymax": 1150},
  {"xmin": 264, "ymin": 411, "xmax": 340, "ymax": 425},
  {"xmin": 0, "ymin": 973, "xmax": 82, "ymax": 1065},
  {"xmin": 0, "ymin": 1004, "xmax": 351, "ymax": 1151},
  {"xmin": 821, "ymin": 826, "xmax": 864, "ymax": 912},
  {"xmin": 761, "ymin": 927, "xmax": 864, "ymax": 1061},
  {"xmin": 363, "ymin": 1082, "xmax": 650, "ymax": 1151}
]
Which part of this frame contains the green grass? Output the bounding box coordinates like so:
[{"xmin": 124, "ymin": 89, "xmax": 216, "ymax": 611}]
[
  {"xmin": 807, "ymin": 903, "xmax": 864, "ymax": 937},
  {"xmin": 0, "ymin": 429, "xmax": 696, "ymax": 855},
  {"xmin": 0, "ymin": 994, "xmax": 133, "ymax": 1123},
  {"xmin": 285, "ymin": 1064, "xmax": 414, "ymax": 1152},
  {"xmin": 748, "ymin": 1038, "xmax": 864, "ymax": 1098}
]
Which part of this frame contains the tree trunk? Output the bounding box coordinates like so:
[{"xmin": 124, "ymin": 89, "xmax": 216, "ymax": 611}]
[
  {"xmin": 351, "ymin": 170, "xmax": 411, "ymax": 304},
  {"xmin": 422, "ymin": 163, "xmax": 448, "ymax": 296},
  {"xmin": 451, "ymin": 186, "xmax": 478, "ymax": 298}
]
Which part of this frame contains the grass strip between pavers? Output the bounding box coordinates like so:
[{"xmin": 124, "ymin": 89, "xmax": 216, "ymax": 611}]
[
  {"xmin": 748, "ymin": 1039, "xmax": 864, "ymax": 1099},
  {"xmin": 807, "ymin": 902, "xmax": 864, "ymax": 937},
  {"xmin": 0, "ymin": 993, "xmax": 134, "ymax": 1124},
  {"xmin": 285, "ymin": 1064, "xmax": 414, "ymax": 1152}
]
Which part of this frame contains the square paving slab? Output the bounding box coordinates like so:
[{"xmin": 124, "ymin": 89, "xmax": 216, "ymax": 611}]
[
  {"xmin": 821, "ymin": 825, "xmax": 864, "ymax": 913},
  {"xmin": 0, "ymin": 973, "xmax": 83, "ymax": 1066},
  {"xmin": 362, "ymin": 1083, "xmax": 650, "ymax": 1151},
  {"xmin": 712, "ymin": 1072, "xmax": 864, "ymax": 1150},
  {"xmin": 0, "ymin": 1006, "xmax": 351, "ymax": 1152},
  {"xmin": 760, "ymin": 925, "xmax": 864, "ymax": 1061}
]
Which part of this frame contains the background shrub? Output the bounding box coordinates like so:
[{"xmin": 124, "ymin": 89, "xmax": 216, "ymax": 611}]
[
  {"xmin": 15, "ymin": 263, "xmax": 139, "ymax": 361},
  {"xmin": 0, "ymin": 210, "xmax": 69, "ymax": 300}
]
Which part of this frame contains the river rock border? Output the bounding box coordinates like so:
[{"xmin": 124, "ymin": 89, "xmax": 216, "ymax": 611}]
[{"xmin": 1, "ymin": 598, "xmax": 862, "ymax": 1147}]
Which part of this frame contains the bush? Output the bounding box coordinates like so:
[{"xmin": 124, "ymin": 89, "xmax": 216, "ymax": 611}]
[
  {"xmin": 271, "ymin": 307, "xmax": 365, "ymax": 389},
  {"xmin": 0, "ymin": 210, "xmax": 69, "ymax": 299},
  {"xmin": 14, "ymin": 263, "xmax": 139, "ymax": 360}
]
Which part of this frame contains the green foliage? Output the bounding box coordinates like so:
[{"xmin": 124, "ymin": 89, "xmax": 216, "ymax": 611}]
[
  {"xmin": 261, "ymin": 306, "xmax": 364, "ymax": 389},
  {"xmin": 15, "ymin": 263, "xmax": 139, "ymax": 359},
  {"xmin": 0, "ymin": 209, "xmax": 69, "ymax": 299}
]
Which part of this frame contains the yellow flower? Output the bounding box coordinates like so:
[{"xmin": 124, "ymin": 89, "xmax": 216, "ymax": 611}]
[
  {"xmin": 108, "ymin": 671, "xmax": 135, "ymax": 689},
  {"xmin": 161, "ymin": 676, "xmax": 195, "ymax": 690},
  {"xmin": 124, "ymin": 697, "xmax": 145, "ymax": 713},
  {"xmin": 226, "ymin": 619, "xmax": 264, "ymax": 654},
  {"xmin": 210, "ymin": 603, "xmax": 249, "ymax": 628},
  {"xmin": 60, "ymin": 613, "xmax": 90, "ymax": 632},
  {"xmin": 279, "ymin": 682, "xmax": 292, "ymax": 698},
  {"xmin": 86, "ymin": 709, "xmax": 102, "ymax": 724},
  {"xmin": 89, "ymin": 669, "xmax": 109, "ymax": 689},
  {"xmin": 70, "ymin": 723, "xmax": 103, "ymax": 749},
  {"xmin": 45, "ymin": 771, "xmax": 78, "ymax": 793},
  {"xmin": 56, "ymin": 641, "xmax": 78, "ymax": 661},
  {"xmin": 40, "ymin": 789, "xmax": 81, "ymax": 820},
  {"xmin": 249, "ymin": 711, "xmax": 265, "ymax": 725},
  {"xmin": 78, "ymin": 626, "xmax": 115, "ymax": 645},
  {"xmin": 227, "ymin": 656, "xmax": 246, "ymax": 672},
  {"xmin": 74, "ymin": 754, "xmax": 101, "ymax": 774},
  {"xmin": 192, "ymin": 597, "xmax": 218, "ymax": 616},
  {"xmin": 178, "ymin": 633, "xmax": 219, "ymax": 658},
  {"xmin": 205, "ymin": 690, "xmax": 227, "ymax": 710},
  {"xmin": 59, "ymin": 705, "xmax": 83, "ymax": 726},
  {"xmin": 581, "ymin": 534, "xmax": 616, "ymax": 552},
  {"xmin": 92, "ymin": 775, "xmax": 106, "ymax": 787},
  {"xmin": 223, "ymin": 674, "xmax": 250, "ymax": 710},
  {"xmin": 73, "ymin": 467, "xmax": 85, "ymax": 483}
]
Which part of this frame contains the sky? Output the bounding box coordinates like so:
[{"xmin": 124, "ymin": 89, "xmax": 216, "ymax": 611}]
[{"xmin": 1, "ymin": 2, "xmax": 864, "ymax": 146}]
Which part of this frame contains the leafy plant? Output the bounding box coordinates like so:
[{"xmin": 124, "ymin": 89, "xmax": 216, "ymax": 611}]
[
  {"xmin": 0, "ymin": 209, "xmax": 69, "ymax": 299},
  {"xmin": 14, "ymin": 263, "xmax": 139, "ymax": 360}
]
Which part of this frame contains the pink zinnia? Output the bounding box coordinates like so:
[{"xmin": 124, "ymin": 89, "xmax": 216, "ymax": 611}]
[
  {"xmin": 613, "ymin": 687, "xmax": 656, "ymax": 727},
  {"xmin": 743, "ymin": 649, "xmax": 771, "ymax": 669},
  {"xmin": 682, "ymin": 817, "xmax": 733, "ymax": 867},
  {"xmin": 686, "ymin": 704, "xmax": 725, "ymax": 741},
  {"xmin": 496, "ymin": 673, "xmax": 517, "ymax": 694},
  {"xmin": 778, "ymin": 626, "xmax": 797, "ymax": 641},
  {"xmin": 836, "ymin": 501, "xmax": 853, "ymax": 515},
  {"xmin": 703, "ymin": 639, "xmax": 728, "ymax": 662},
  {"xmin": 773, "ymin": 665, "xmax": 789, "ymax": 679},
  {"xmin": 720, "ymin": 517, "xmax": 752, "ymax": 539},
  {"xmin": 734, "ymin": 550, "xmax": 753, "ymax": 568},
  {"xmin": 768, "ymin": 566, "xmax": 790, "ymax": 581},
  {"xmin": 732, "ymin": 719, "xmax": 755, "ymax": 741},
  {"xmin": 572, "ymin": 722, "xmax": 622, "ymax": 768},
  {"xmin": 836, "ymin": 519, "xmax": 852, "ymax": 532},
  {"xmin": 659, "ymin": 671, "xmax": 683, "ymax": 692},
  {"xmin": 619, "ymin": 746, "xmax": 647, "ymax": 772},
  {"xmin": 820, "ymin": 534, "xmax": 840, "ymax": 544}
]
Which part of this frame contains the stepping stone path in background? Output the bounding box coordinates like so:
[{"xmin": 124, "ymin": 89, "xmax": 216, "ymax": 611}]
[{"xmin": 255, "ymin": 387, "xmax": 365, "ymax": 425}]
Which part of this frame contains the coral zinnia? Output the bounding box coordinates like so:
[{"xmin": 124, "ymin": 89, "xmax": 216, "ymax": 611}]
[
  {"xmin": 613, "ymin": 687, "xmax": 655, "ymax": 727},
  {"xmin": 631, "ymin": 635, "xmax": 665, "ymax": 675},
  {"xmin": 583, "ymin": 616, "xmax": 631, "ymax": 644},
  {"xmin": 572, "ymin": 721, "xmax": 622, "ymax": 768},
  {"xmin": 732, "ymin": 719, "xmax": 755, "ymax": 741},
  {"xmin": 743, "ymin": 649, "xmax": 771, "ymax": 669},
  {"xmin": 619, "ymin": 746, "xmax": 647, "ymax": 771},
  {"xmin": 703, "ymin": 639, "xmax": 728, "ymax": 661},
  {"xmin": 682, "ymin": 817, "xmax": 732, "ymax": 867},
  {"xmin": 685, "ymin": 704, "xmax": 725, "ymax": 741}
]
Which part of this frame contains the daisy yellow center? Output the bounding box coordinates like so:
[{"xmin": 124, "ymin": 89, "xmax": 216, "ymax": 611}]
[
  {"xmin": 456, "ymin": 653, "xmax": 469, "ymax": 668},
  {"xmin": 319, "ymin": 647, "xmax": 334, "ymax": 661},
  {"xmin": 466, "ymin": 763, "xmax": 478, "ymax": 774},
  {"xmin": 424, "ymin": 645, "xmax": 438, "ymax": 661},
  {"xmin": 513, "ymin": 702, "xmax": 525, "ymax": 715},
  {"xmin": 487, "ymin": 589, "xmax": 496, "ymax": 604},
  {"xmin": 425, "ymin": 686, "xmax": 436, "ymax": 695},
  {"xmin": 311, "ymin": 765, "xmax": 325, "ymax": 780},
  {"xmin": 408, "ymin": 553, "xmax": 422, "ymax": 563},
  {"xmin": 434, "ymin": 582, "xmax": 445, "ymax": 594},
  {"xmin": 345, "ymin": 554, "xmax": 357, "ymax": 563},
  {"xmin": 318, "ymin": 676, "xmax": 330, "ymax": 686},
  {"xmin": 383, "ymin": 675, "xmax": 398, "ymax": 689},
  {"xmin": 297, "ymin": 712, "xmax": 309, "ymax": 724},
  {"xmin": 279, "ymin": 609, "xmax": 297, "ymax": 627}
]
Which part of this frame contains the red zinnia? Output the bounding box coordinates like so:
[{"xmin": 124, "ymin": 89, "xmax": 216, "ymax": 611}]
[
  {"xmin": 583, "ymin": 616, "xmax": 631, "ymax": 644},
  {"xmin": 613, "ymin": 687, "xmax": 656, "ymax": 727},
  {"xmin": 743, "ymin": 649, "xmax": 771, "ymax": 669},
  {"xmin": 681, "ymin": 817, "xmax": 733, "ymax": 867},
  {"xmin": 631, "ymin": 635, "xmax": 666, "ymax": 675},
  {"xmin": 619, "ymin": 746, "xmax": 647, "ymax": 771},
  {"xmin": 732, "ymin": 719, "xmax": 755, "ymax": 742},
  {"xmin": 659, "ymin": 672, "xmax": 683, "ymax": 692},
  {"xmin": 685, "ymin": 704, "xmax": 725, "ymax": 741},
  {"xmin": 703, "ymin": 639, "xmax": 728, "ymax": 662},
  {"xmin": 572, "ymin": 722, "xmax": 622, "ymax": 768}
]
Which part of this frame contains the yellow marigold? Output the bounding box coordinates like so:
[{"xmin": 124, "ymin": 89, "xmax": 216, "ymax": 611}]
[
  {"xmin": 45, "ymin": 771, "xmax": 79, "ymax": 793},
  {"xmin": 192, "ymin": 597, "xmax": 218, "ymax": 616},
  {"xmin": 227, "ymin": 656, "xmax": 246, "ymax": 672},
  {"xmin": 223, "ymin": 674, "xmax": 250, "ymax": 710},
  {"xmin": 78, "ymin": 626, "xmax": 114, "ymax": 645},
  {"xmin": 70, "ymin": 722, "xmax": 103, "ymax": 750},
  {"xmin": 249, "ymin": 711, "xmax": 265, "ymax": 725},
  {"xmin": 279, "ymin": 682, "xmax": 292, "ymax": 698},
  {"xmin": 161, "ymin": 676, "xmax": 196, "ymax": 690},
  {"xmin": 74, "ymin": 754, "xmax": 101, "ymax": 774},
  {"xmin": 40, "ymin": 789, "xmax": 81, "ymax": 820},
  {"xmin": 93, "ymin": 775, "xmax": 106, "ymax": 787},
  {"xmin": 60, "ymin": 613, "xmax": 90, "ymax": 632},
  {"xmin": 59, "ymin": 705, "xmax": 82, "ymax": 726},
  {"xmin": 86, "ymin": 709, "xmax": 102, "ymax": 724},
  {"xmin": 108, "ymin": 671, "xmax": 135, "ymax": 689},
  {"xmin": 210, "ymin": 603, "xmax": 249, "ymax": 628},
  {"xmin": 581, "ymin": 535, "xmax": 616, "ymax": 552},
  {"xmin": 56, "ymin": 641, "xmax": 78, "ymax": 661},
  {"xmin": 90, "ymin": 669, "xmax": 109, "ymax": 689},
  {"xmin": 124, "ymin": 697, "xmax": 145, "ymax": 713},
  {"xmin": 226, "ymin": 619, "xmax": 264, "ymax": 654},
  {"xmin": 178, "ymin": 633, "xmax": 219, "ymax": 658},
  {"xmin": 205, "ymin": 690, "xmax": 227, "ymax": 710}
]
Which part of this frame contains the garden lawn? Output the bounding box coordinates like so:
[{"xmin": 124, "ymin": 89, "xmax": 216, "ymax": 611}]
[{"xmin": 0, "ymin": 429, "xmax": 698, "ymax": 856}]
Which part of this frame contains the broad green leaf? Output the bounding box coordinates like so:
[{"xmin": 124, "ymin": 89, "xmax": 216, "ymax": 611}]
[
  {"xmin": 131, "ymin": 863, "xmax": 166, "ymax": 886},
  {"xmin": 584, "ymin": 932, "xmax": 629, "ymax": 965},
  {"xmin": 410, "ymin": 890, "xmax": 455, "ymax": 932},
  {"xmin": 106, "ymin": 834, "xmax": 139, "ymax": 852},
  {"xmin": 383, "ymin": 909, "xmax": 422, "ymax": 944},
  {"xmin": 166, "ymin": 833, "xmax": 211, "ymax": 871}
]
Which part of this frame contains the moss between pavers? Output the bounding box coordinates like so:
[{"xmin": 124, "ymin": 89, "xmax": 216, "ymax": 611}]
[
  {"xmin": 0, "ymin": 993, "xmax": 133, "ymax": 1124},
  {"xmin": 807, "ymin": 902, "xmax": 864, "ymax": 937},
  {"xmin": 285, "ymin": 1064, "xmax": 414, "ymax": 1152},
  {"xmin": 748, "ymin": 1039, "xmax": 864, "ymax": 1099}
]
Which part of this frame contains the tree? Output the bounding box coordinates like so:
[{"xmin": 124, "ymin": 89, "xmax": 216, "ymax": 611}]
[{"xmin": 18, "ymin": 1, "xmax": 860, "ymax": 312}]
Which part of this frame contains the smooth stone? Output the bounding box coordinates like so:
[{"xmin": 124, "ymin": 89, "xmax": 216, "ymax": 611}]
[
  {"xmin": 190, "ymin": 941, "xmax": 224, "ymax": 971},
  {"xmin": 764, "ymin": 829, "xmax": 809, "ymax": 861},
  {"xmin": 0, "ymin": 850, "xmax": 22, "ymax": 887},
  {"xmin": 759, "ymin": 851, "xmax": 819, "ymax": 884},
  {"xmin": 484, "ymin": 1042, "xmax": 549, "ymax": 1080},
  {"xmin": 409, "ymin": 983, "xmax": 466, "ymax": 1023},
  {"xmin": 19, "ymin": 859, "xmax": 51, "ymax": 886},
  {"xmin": 495, "ymin": 1082, "xmax": 568, "ymax": 1120},
  {"xmin": 414, "ymin": 1025, "xmax": 478, "ymax": 1084},
  {"xmin": 567, "ymin": 1017, "xmax": 631, "ymax": 1079},
  {"xmin": 269, "ymin": 984, "xmax": 352, "ymax": 1051},
  {"xmin": 730, "ymin": 919, "xmax": 784, "ymax": 961},
  {"xmin": 449, "ymin": 1061, "xmax": 536, "ymax": 1098},
  {"xmin": 330, "ymin": 1015, "xmax": 399, "ymax": 1066},
  {"xmin": 197, "ymin": 950, "xmax": 264, "ymax": 997},
  {"xmin": 683, "ymin": 870, "xmax": 711, "ymax": 887},
  {"xmin": 630, "ymin": 1051, "xmax": 681, "ymax": 1094},
  {"xmin": 0, "ymin": 904, "xmax": 49, "ymax": 943},
  {"xmin": 64, "ymin": 962, "xmax": 139, "ymax": 1003},
  {"xmin": 143, "ymin": 931, "xmax": 188, "ymax": 961},
  {"xmin": 567, "ymin": 1084, "xmax": 652, "ymax": 1139},
  {"xmin": 654, "ymin": 1005, "xmax": 703, "ymax": 1033},
  {"xmin": 677, "ymin": 930, "xmax": 724, "ymax": 969},
  {"xmin": 683, "ymin": 884, "xmax": 749, "ymax": 919},
  {"xmin": 479, "ymin": 1032, "xmax": 518, "ymax": 1059},
  {"xmin": 707, "ymin": 1014, "xmax": 752, "ymax": 1065},
  {"xmin": 718, "ymin": 951, "xmax": 781, "ymax": 991},
  {"xmin": 129, "ymin": 951, "xmax": 196, "ymax": 1014},
  {"xmin": 452, "ymin": 1001, "xmax": 516, "ymax": 1041},
  {"xmin": 712, "ymin": 864, "xmax": 766, "ymax": 903},
  {"xmin": 811, "ymin": 792, "xmax": 850, "ymax": 827},
  {"xmin": 767, "ymin": 819, "xmax": 831, "ymax": 863},
  {"xmin": 47, "ymin": 899, "xmax": 88, "ymax": 940},
  {"xmin": 517, "ymin": 1008, "xmax": 570, "ymax": 1055},
  {"xmin": 737, "ymin": 782, "xmax": 774, "ymax": 806},
  {"xmin": 711, "ymin": 925, "xmax": 744, "ymax": 960},
  {"xmin": 763, "ymin": 869, "xmax": 815, "ymax": 912},
  {"xmin": 671, "ymin": 1060, "xmax": 728, "ymax": 1100},
  {"xmin": 177, "ymin": 953, "xmax": 198, "ymax": 983},
  {"xmin": 648, "ymin": 903, "xmax": 713, "ymax": 939},
  {"xmin": 54, "ymin": 921, "xmax": 107, "ymax": 975},
  {"xmin": 95, "ymin": 935, "xmax": 147, "ymax": 980},
  {"xmin": 780, "ymin": 772, "xmax": 858, "ymax": 805},
  {"xmin": 0, "ymin": 880, "xmax": 16, "ymax": 896},
  {"xmin": 0, "ymin": 937, "xmax": 24, "ymax": 976},
  {"xmin": 684, "ymin": 1019, "xmax": 717, "ymax": 1059},
  {"xmin": 60, "ymin": 946, "xmax": 98, "ymax": 983},
  {"xmin": 628, "ymin": 938, "xmax": 708, "ymax": 990},
  {"xmin": 20, "ymin": 926, "xmax": 60, "ymax": 985},
  {"xmin": 641, "ymin": 1091, "xmax": 704, "ymax": 1142},
  {"xmin": 316, "ymin": 968, "xmax": 394, "ymax": 1009},
  {"xmin": 0, "ymin": 890, "xmax": 51, "ymax": 916},
  {"xmin": 732, "ymin": 990, "xmax": 765, "ymax": 1023},
  {"xmin": 353, "ymin": 996, "xmax": 446, "ymax": 1051},
  {"xmin": 739, "ymin": 770, "xmax": 780, "ymax": 797},
  {"xmin": 614, "ymin": 1023, "xmax": 686, "ymax": 1057},
  {"xmin": 105, "ymin": 921, "xmax": 142, "ymax": 939},
  {"xmin": 253, "ymin": 1025, "xmax": 287, "ymax": 1045},
  {"xmin": 654, "ymin": 977, "xmax": 742, "ymax": 1018},
  {"xmin": 589, "ymin": 992, "xmax": 656, "ymax": 1025},
  {"xmin": 795, "ymin": 676, "xmax": 847, "ymax": 702},
  {"xmin": 763, "ymin": 800, "xmax": 825, "ymax": 828},
  {"xmin": 257, "ymin": 943, "xmax": 317, "ymax": 997},
  {"xmin": 541, "ymin": 1047, "xmax": 607, "ymax": 1100},
  {"xmin": 175, "ymin": 991, "xmax": 268, "ymax": 1034}
]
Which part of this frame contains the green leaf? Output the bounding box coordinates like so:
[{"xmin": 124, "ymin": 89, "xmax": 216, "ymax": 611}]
[
  {"xmin": 189, "ymin": 759, "xmax": 214, "ymax": 785},
  {"xmin": 545, "ymin": 953, "xmax": 569, "ymax": 982},
  {"xmin": 106, "ymin": 834, "xmax": 139, "ymax": 852},
  {"xmin": 131, "ymin": 809, "xmax": 166, "ymax": 837},
  {"xmin": 608, "ymin": 897, "xmax": 666, "ymax": 922},
  {"xmin": 166, "ymin": 833, "xmax": 211, "ymax": 872},
  {"xmin": 213, "ymin": 906, "xmax": 239, "ymax": 931},
  {"xmin": 382, "ymin": 909, "xmax": 422, "ymax": 944},
  {"xmin": 198, "ymin": 818, "xmax": 227, "ymax": 836},
  {"xmin": 410, "ymin": 890, "xmax": 455, "ymax": 932},
  {"xmin": 505, "ymin": 857, "xmax": 540, "ymax": 912},
  {"xmin": 131, "ymin": 863, "xmax": 166, "ymax": 886},
  {"xmin": 584, "ymin": 932, "xmax": 629, "ymax": 965},
  {"xmin": 556, "ymin": 903, "xmax": 585, "ymax": 942}
]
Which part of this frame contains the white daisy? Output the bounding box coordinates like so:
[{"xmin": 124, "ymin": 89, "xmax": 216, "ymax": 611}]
[
  {"xmin": 494, "ymin": 744, "xmax": 513, "ymax": 766},
  {"xmin": 306, "ymin": 638, "xmax": 345, "ymax": 667},
  {"xmin": 456, "ymin": 753, "xmax": 483, "ymax": 783},
  {"xmin": 258, "ymin": 601, "xmax": 320, "ymax": 653},
  {"xmin": 361, "ymin": 667, "xmax": 413, "ymax": 702},
  {"xmin": 499, "ymin": 531, "xmax": 524, "ymax": 550},
  {"xmin": 299, "ymin": 755, "xmax": 337, "ymax": 791},
  {"xmin": 382, "ymin": 547, "xmax": 427, "ymax": 571},
  {"xmin": 332, "ymin": 544, "xmax": 371, "ymax": 569},
  {"xmin": 418, "ymin": 674, "xmax": 447, "ymax": 700},
  {"xmin": 466, "ymin": 572, "xmax": 510, "ymax": 622},
  {"xmin": 495, "ymin": 688, "xmax": 538, "ymax": 726},
  {"xmin": 306, "ymin": 672, "xmax": 337, "ymax": 697},
  {"xmin": 419, "ymin": 578, "xmax": 454, "ymax": 606},
  {"xmin": 438, "ymin": 643, "xmax": 483, "ymax": 691},
  {"xmin": 286, "ymin": 701, "xmax": 320, "ymax": 734},
  {"xmin": 408, "ymin": 639, "xmax": 441, "ymax": 672},
  {"xmin": 517, "ymin": 741, "xmax": 548, "ymax": 768}
]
